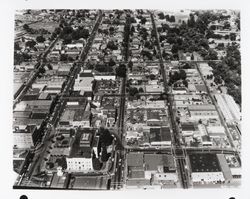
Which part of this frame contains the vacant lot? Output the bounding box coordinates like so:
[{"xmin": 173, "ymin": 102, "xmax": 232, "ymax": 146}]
[{"xmin": 29, "ymin": 22, "xmax": 59, "ymax": 33}]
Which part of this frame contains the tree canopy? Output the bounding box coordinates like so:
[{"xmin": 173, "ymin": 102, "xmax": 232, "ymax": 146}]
[{"xmin": 116, "ymin": 64, "xmax": 127, "ymax": 78}]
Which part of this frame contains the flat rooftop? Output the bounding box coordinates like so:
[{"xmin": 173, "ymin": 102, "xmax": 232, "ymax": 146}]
[
  {"xmin": 68, "ymin": 128, "xmax": 95, "ymax": 158},
  {"xmin": 69, "ymin": 175, "xmax": 108, "ymax": 190},
  {"xmin": 144, "ymin": 154, "xmax": 175, "ymax": 171},
  {"xmin": 189, "ymin": 154, "xmax": 221, "ymax": 173},
  {"xmin": 127, "ymin": 152, "xmax": 144, "ymax": 167}
]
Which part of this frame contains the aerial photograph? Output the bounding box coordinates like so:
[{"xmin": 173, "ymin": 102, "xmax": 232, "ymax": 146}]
[{"xmin": 13, "ymin": 9, "xmax": 241, "ymax": 190}]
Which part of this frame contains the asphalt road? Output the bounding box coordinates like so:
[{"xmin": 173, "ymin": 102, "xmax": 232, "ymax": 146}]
[
  {"xmin": 112, "ymin": 13, "xmax": 131, "ymax": 190},
  {"xmin": 17, "ymin": 11, "xmax": 103, "ymax": 187},
  {"xmin": 150, "ymin": 11, "xmax": 189, "ymax": 189}
]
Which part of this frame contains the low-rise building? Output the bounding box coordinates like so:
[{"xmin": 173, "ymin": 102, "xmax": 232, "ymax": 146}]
[
  {"xmin": 13, "ymin": 125, "xmax": 39, "ymax": 149},
  {"xmin": 189, "ymin": 154, "xmax": 225, "ymax": 184},
  {"xmin": 66, "ymin": 129, "xmax": 95, "ymax": 172},
  {"xmin": 188, "ymin": 104, "xmax": 219, "ymax": 120},
  {"xmin": 215, "ymin": 94, "xmax": 241, "ymax": 123}
]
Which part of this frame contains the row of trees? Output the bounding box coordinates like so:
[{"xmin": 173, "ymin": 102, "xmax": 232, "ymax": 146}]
[
  {"xmin": 158, "ymin": 11, "xmax": 229, "ymax": 60},
  {"xmin": 60, "ymin": 26, "xmax": 89, "ymax": 44},
  {"xmin": 209, "ymin": 43, "xmax": 241, "ymax": 105},
  {"xmin": 116, "ymin": 64, "xmax": 127, "ymax": 78},
  {"xmin": 97, "ymin": 127, "xmax": 114, "ymax": 162},
  {"xmin": 14, "ymin": 51, "xmax": 31, "ymax": 65},
  {"xmin": 23, "ymin": 24, "xmax": 50, "ymax": 35},
  {"xmin": 168, "ymin": 69, "xmax": 187, "ymax": 85},
  {"xmin": 158, "ymin": 12, "xmax": 176, "ymax": 23}
]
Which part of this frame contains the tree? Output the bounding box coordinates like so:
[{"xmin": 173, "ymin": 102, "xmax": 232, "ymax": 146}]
[
  {"xmin": 23, "ymin": 24, "xmax": 30, "ymax": 31},
  {"xmin": 144, "ymin": 41, "xmax": 151, "ymax": 48},
  {"xmin": 107, "ymin": 41, "xmax": 118, "ymax": 50},
  {"xmin": 99, "ymin": 128, "xmax": 113, "ymax": 146},
  {"xmin": 25, "ymin": 40, "xmax": 36, "ymax": 48},
  {"xmin": 101, "ymin": 146, "xmax": 110, "ymax": 162},
  {"xmin": 47, "ymin": 63, "xmax": 53, "ymax": 70},
  {"xmin": 36, "ymin": 35, "xmax": 46, "ymax": 43},
  {"xmin": 116, "ymin": 64, "xmax": 127, "ymax": 78},
  {"xmin": 158, "ymin": 12, "xmax": 165, "ymax": 20},
  {"xmin": 109, "ymin": 26, "xmax": 115, "ymax": 33},
  {"xmin": 138, "ymin": 87, "xmax": 144, "ymax": 93},
  {"xmin": 56, "ymin": 157, "xmax": 67, "ymax": 170},
  {"xmin": 229, "ymin": 33, "xmax": 236, "ymax": 41},
  {"xmin": 178, "ymin": 70, "xmax": 186, "ymax": 80},
  {"xmin": 81, "ymin": 29, "xmax": 90, "ymax": 39},
  {"xmin": 183, "ymin": 79, "xmax": 188, "ymax": 87},
  {"xmin": 214, "ymin": 75, "xmax": 222, "ymax": 84},
  {"xmin": 205, "ymin": 49, "xmax": 218, "ymax": 60},
  {"xmin": 165, "ymin": 15, "xmax": 170, "ymax": 21},
  {"xmin": 140, "ymin": 17, "xmax": 147, "ymax": 25},
  {"xmin": 46, "ymin": 162, "xmax": 54, "ymax": 169},
  {"xmin": 223, "ymin": 21, "xmax": 231, "ymax": 30},
  {"xmin": 62, "ymin": 26, "xmax": 73, "ymax": 35},
  {"xmin": 14, "ymin": 42, "xmax": 21, "ymax": 51},
  {"xmin": 182, "ymin": 63, "xmax": 191, "ymax": 69},
  {"xmin": 128, "ymin": 60, "xmax": 133, "ymax": 70},
  {"xmin": 235, "ymin": 17, "xmax": 240, "ymax": 30},
  {"xmin": 89, "ymin": 112, "xmax": 93, "ymax": 126},
  {"xmin": 199, "ymin": 39, "xmax": 209, "ymax": 50},
  {"xmin": 108, "ymin": 58, "xmax": 116, "ymax": 67},
  {"xmin": 171, "ymin": 44, "xmax": 179, "ymax": 54},
  {"xmin": 187, "ymin": 14, "xmax": 195, "ymax": 28},
  {"xmin": 92, "ymin": 157, "xmax": 103, "ymax": 170},
  {"xmin": 149, "ymin": 74, "xmax": 156, "ymax": 80},
  {"xmin": 160, "ymin": 92, "xmax": 168, "ymax": 100},
  {"xmin": 129, "ymin": 87, "xmax": 139, "ymax": 97},
  {"xmin": 63, "ymin": 34, "xmax": 72, "ymax": 44},
  {"xmin": 54, "ymin": 27, "xmax": 61, "ymax": 35},
  {"xmin": 130, "ymin": 25, "xmax": 135, "ymax": 33},
  {"xmin": 225, "ymin": 34, "xmax": 230, "ymax": 40},
  {"xmin": 60, "ymin": 54, "xmax": 68, "ymax": 61},
  {"xmin": 170, "ymin": 15, "xmax": 176, "ymax": 22}
]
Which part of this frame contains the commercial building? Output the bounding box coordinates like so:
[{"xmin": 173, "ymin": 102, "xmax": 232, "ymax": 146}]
[
  {"xmin": 188, "ymin": 104, "xmax": 219, "ymax": 120},
  {"xmin": 189, "ymin": 154, "xmax": 225, "ymax": 184},
  {"xmin": 66, "ymin": 128, "xmax": 95, "ymax": 172},
  {"xmin": 74, "ymin": 70, "xmax": 94, "ymax": 95},
  {"xmin": 214, "ymin": 94, "xmax": 241, "ymax": 123},
  {"xmin": 13, "ymin": 125, "xmax": 39, "ymax": 149},
  {"xmin": 59, "ymin": 99, "xmax": 90, "ymax": 127},
  {"xmin": 149, "ymin": 127, "xmax": 172, "ymax": 146}
]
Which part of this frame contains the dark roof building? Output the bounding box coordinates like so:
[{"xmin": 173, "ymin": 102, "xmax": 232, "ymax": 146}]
[
  {"xmin": 181, "ymin": 123, "xmax": 196, "ymax": 131},
  {"xmin": 189, "ymin": 154, "xmax": 221, "ymax": 173},
  {"xmin": 149, "ymin": 127, "xmax": 171, "ymax": 142}
]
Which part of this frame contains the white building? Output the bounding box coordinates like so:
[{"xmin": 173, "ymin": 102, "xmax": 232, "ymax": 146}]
[
  {"xmin": 188, "ymin": 104, "xmax": 219, "ymax": 121},
  {"xmin": 13, "ymin": 125, "xmax": 37, "ymax": 149},
  {"xmin": 94, "ymin": 75, "xmax": 116, "ymax": 80},
  {"xmin": 207, "ymin": 126, "xmax": 226, "ymax": 137},
  {"xmin": 66, "ymin": 157, "xmax": 93, "ymax": 172},
  {"xmin": 215, "ymin": 94, "xmax": 241, "ymax": 123},
  {"xmin": 192, "ymin": 172, "xmax": 225, "ymax": 183},
  {"xmin": 74, "ymin": 71, "xmax": 94, "ymax": 94}
]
